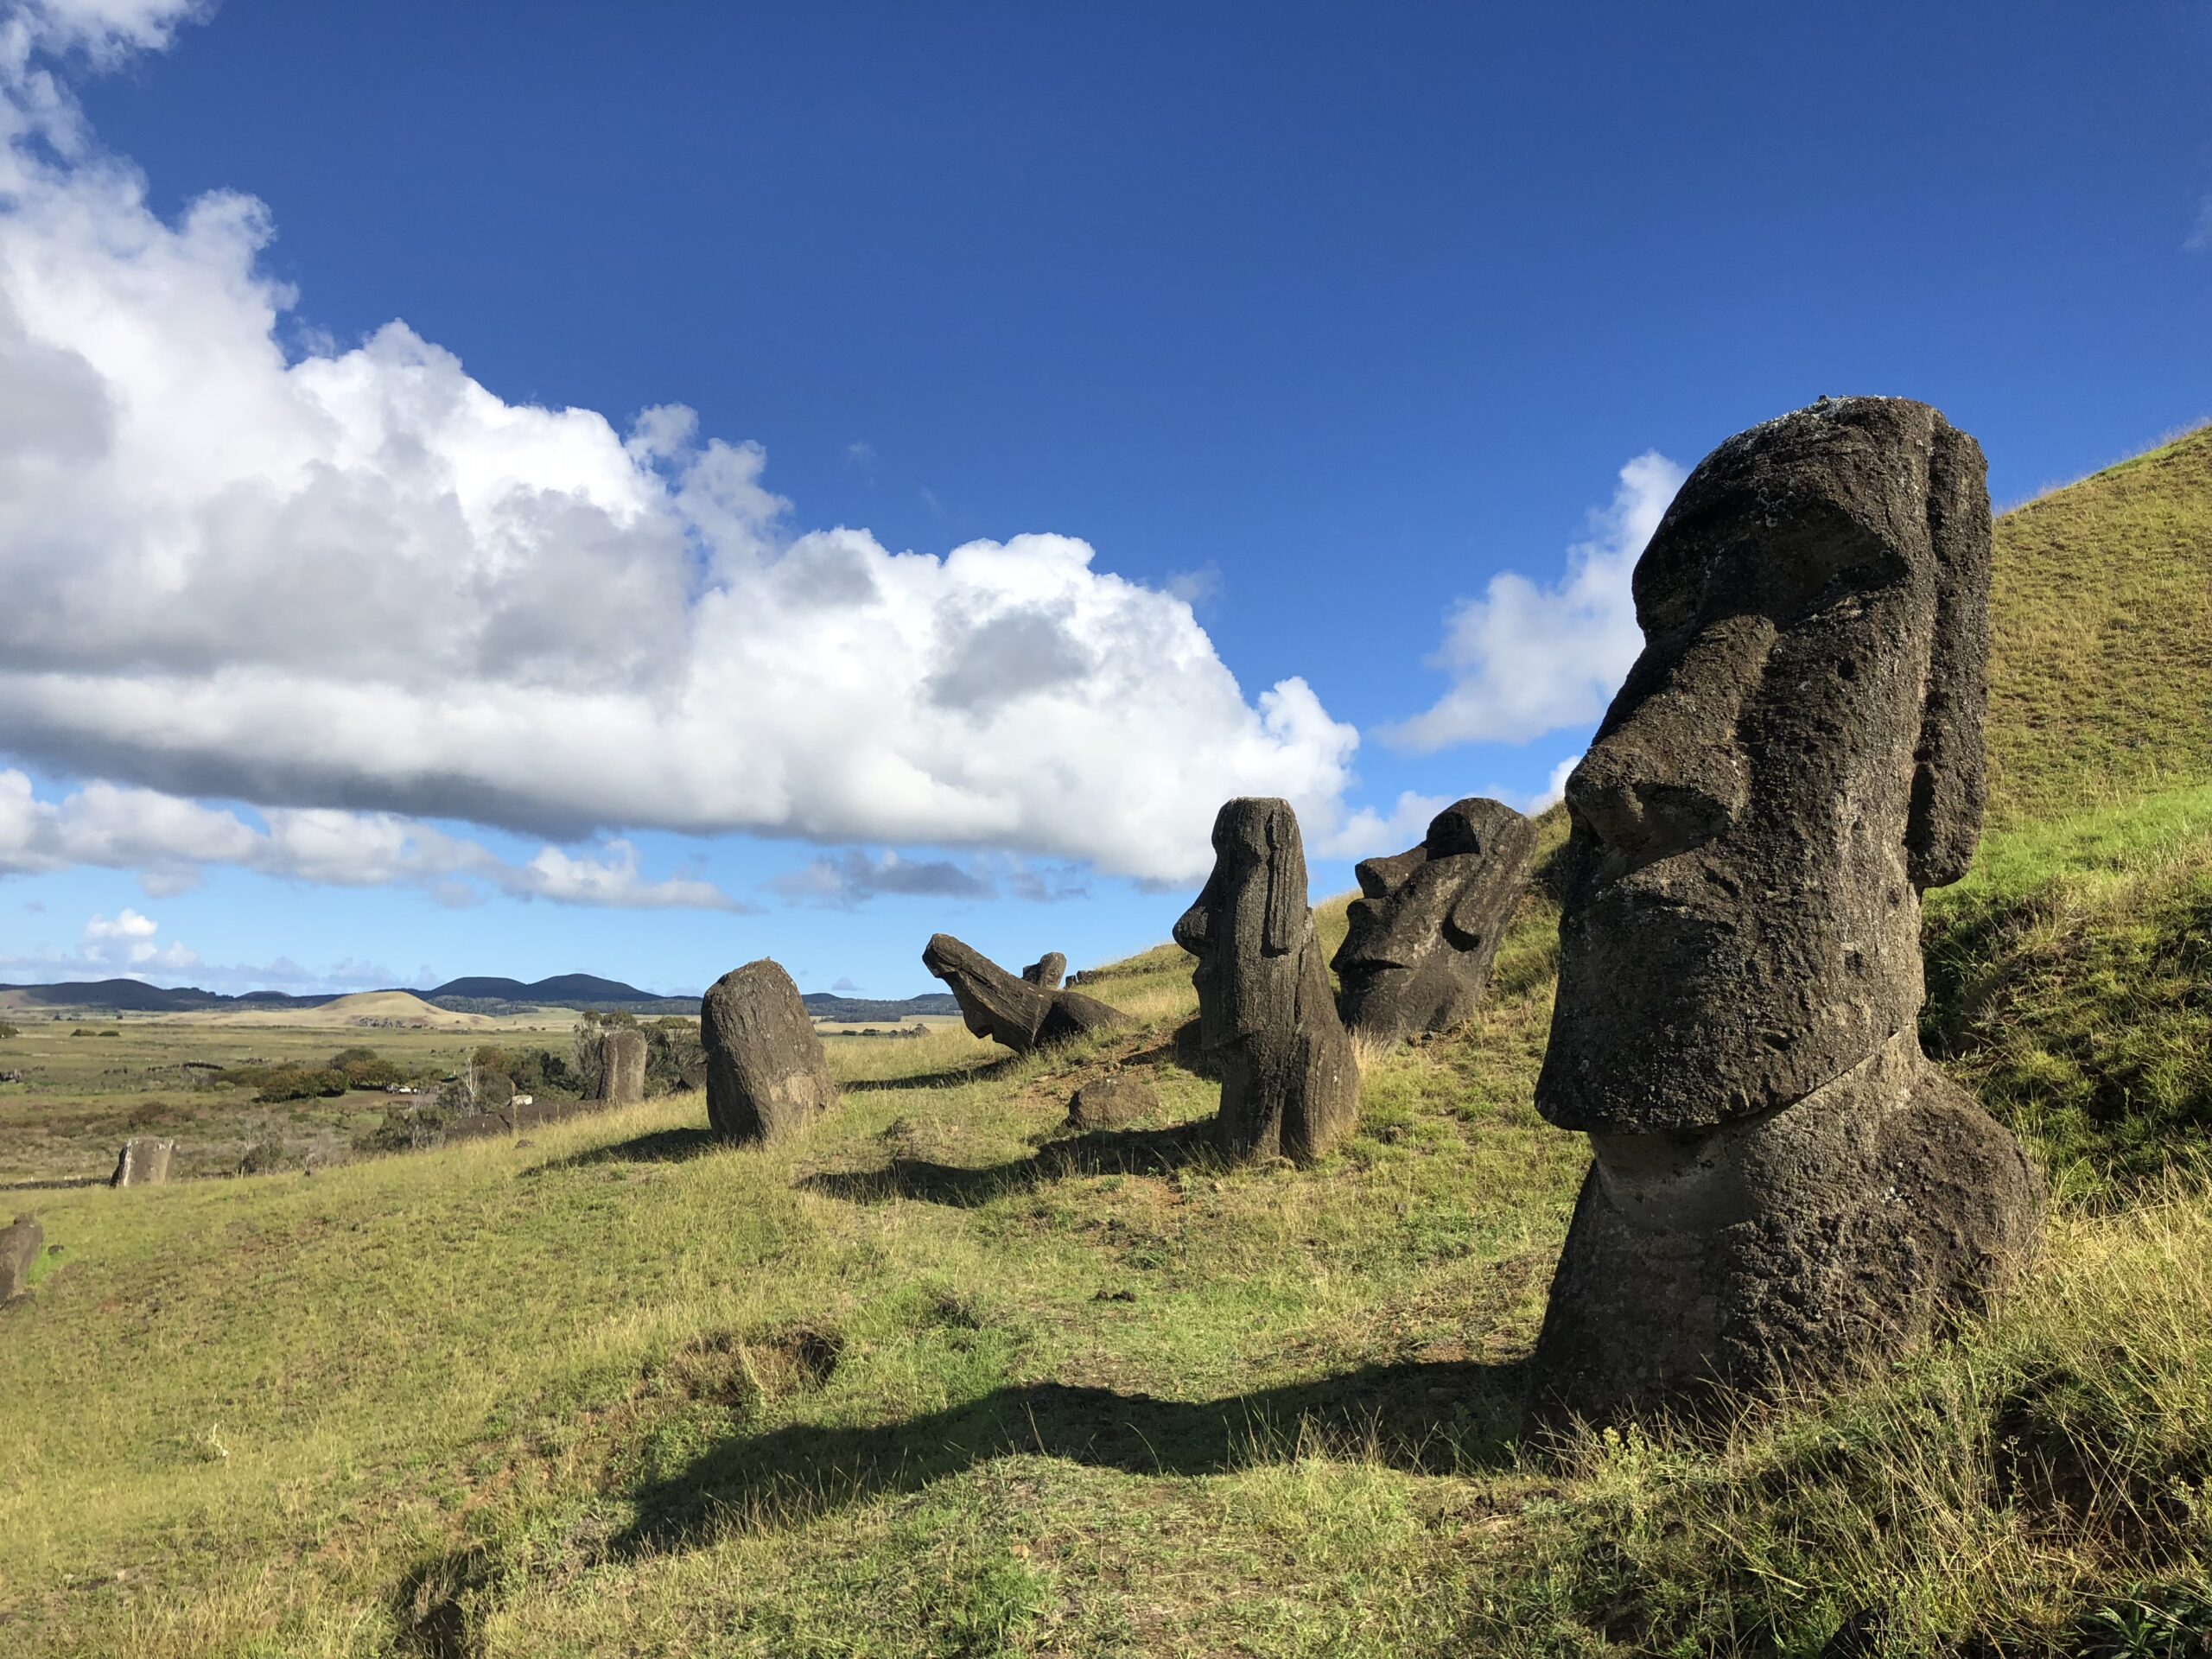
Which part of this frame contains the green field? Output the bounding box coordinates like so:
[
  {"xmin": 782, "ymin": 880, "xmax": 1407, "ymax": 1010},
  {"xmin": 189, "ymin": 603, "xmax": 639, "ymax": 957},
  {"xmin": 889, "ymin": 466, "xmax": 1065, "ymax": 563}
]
[{"xmin": 3, "ymin": 428, "xmax": 2211, "ymax": 1656}]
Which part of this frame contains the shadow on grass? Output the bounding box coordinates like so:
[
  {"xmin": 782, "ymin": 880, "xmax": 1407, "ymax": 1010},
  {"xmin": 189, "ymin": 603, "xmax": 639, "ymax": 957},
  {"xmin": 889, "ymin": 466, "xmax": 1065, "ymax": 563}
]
[
  {"xmin": 840, "ymin": 1052, "xmax": 1026, "ymax": 1093},
  {"xmin": 613, "ymin": 1357, "xmax": 1527, "ymax": 1555},
  {"xmin": 798, "ymin": 1120, "xmax": 1216, "ymax": 1208},
  {"xmin": 525, "ymin": 1126, "xmax": 721, "ymax": 1174}
]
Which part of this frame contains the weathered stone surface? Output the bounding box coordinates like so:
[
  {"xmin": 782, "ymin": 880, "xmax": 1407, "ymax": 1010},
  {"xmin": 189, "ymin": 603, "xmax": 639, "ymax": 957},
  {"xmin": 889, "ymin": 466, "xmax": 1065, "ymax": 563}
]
[
  {"xmin": 1169, "ymin": 1017, "xmax": 1221, "ymax": 1080},
  {"xmin": 1332, "ymin": 797, "xmax": 1539, "ymax": 1046},
  {"xmin": 1065, "ymin": 1075, "xmax": 1158, "ymax": 1131},
  {"xmin": 1532, "ymin": 397, "xmax": 2041, "ymax": 1416},
  {"xmin": 1, "ymin": 1215, "xmax": 41, "ymax": 1305},
  {"xmin": 111, "ymin": 1137, "xmax": 175, "ymax": 1187},
  {"xmin": 1173, "ymin": 798, "xmax": 1359, "ymax": 1162},
  {"xmin": 1020, "ymin": 952, "xmax": 1068, "ymax": 991},
  {"xmin": 923, "ymin": 934, "xmax": 1131, "ymax": 1052},
  {"xmin": 701, "ymin": 960, "xmax": 836, "ymax": 1145},
  {"xmin": 591, "ymin": 1027, "xmax": 648, "ymax": 1105}
]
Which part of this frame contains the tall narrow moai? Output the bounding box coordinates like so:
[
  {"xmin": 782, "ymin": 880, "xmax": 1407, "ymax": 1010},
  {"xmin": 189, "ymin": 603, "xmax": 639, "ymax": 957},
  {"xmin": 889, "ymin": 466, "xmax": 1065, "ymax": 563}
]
[
  {"xmin": 595, "ymin": 1027, "xmax": 648, "ymax": 1104},
  {"xmin": 1532, "ymin": 397, "xmax": 2041, "ymax": 1417},
  {"xmin": 1332, "ymin": 796, "xmax": 1539, "ymax": 1047},
  {"xmin": 111, "ymin": 1138, "xmax": 175, "ymax": 1187},
  {"xmin": 1174, "ymin": 798, "xmax": 1359, "ymax": 1162},
  {"xmin": 1, "ymin": 1215, "xmax": 41, "ymax": 1306},
  {"xmin": 922, "ymin": 935, "xmax": 1128, "ymax": 1053},
  {"xmin": 700, "ymin": 960, "xmax": 836, "ymax": 1145}
]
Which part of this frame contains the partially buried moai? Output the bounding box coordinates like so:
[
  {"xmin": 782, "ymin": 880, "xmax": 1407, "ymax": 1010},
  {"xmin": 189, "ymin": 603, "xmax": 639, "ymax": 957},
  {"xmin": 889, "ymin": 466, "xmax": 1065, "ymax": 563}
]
[
  {"xmin": 1332, "ymin": 797, "xmax": 1539, "ymax": 1048},
  {"xmin": 1174, "ymin": 798, "xmax": 1359, "ymax": 1163},
  {"xmin": 111, "ymin": 1137, "xmax": 175, "ymax": 1187},
  {"xmin": 700, "ymin": 959, "xmax": 836, "ymax": 1145},
  {"xmin": 1, "ymin": 1214, "xmax": 41, "ymax": 1307},
  {"xmin": 1020, "ymin": 952, "xmax": 1067, "ymax": 991},
  {"xmin": 589, "ymin": 1027, "xmax": 648, "ymax": 1105},
  {"xmin": 1533, "ymin": 397, "xmax": 2041, "ymax": 1417}
]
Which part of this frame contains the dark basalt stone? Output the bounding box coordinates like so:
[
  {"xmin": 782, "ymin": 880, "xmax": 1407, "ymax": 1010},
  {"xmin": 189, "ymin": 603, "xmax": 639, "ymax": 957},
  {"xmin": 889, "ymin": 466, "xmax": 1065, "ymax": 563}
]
[
  {"xmin": 0, "ymin": 1214, "xmax": 41, "ymax": 1306},
  {"xmin": 111, "ymin": 1137, "xmax": 174, "ymax": 1187},
  {"xmin": 1332, "ymin": 796, "xmax": 1539, "ymax": 1047},
  {"xmin": 922, "ymin": 934, "xmax": 1130, "ymax": 1053},
  {"xmin": 1020, "ymin": 952, "xmax": 1067, "ymax": 991},
  {"xmin": 1173, "ymin": 798, "xmax": 1359, "ymax": 1163},
  {"xmin": 1065, "ymin": 1075, "xmax": 1158, "ymax": 1131},
  {"xmin": 701, "ymin": 960, "xmax": 836, "ymax": 1145},
  {"xmin": 590, "ymin": 1027, "xmax": 648, "ymax": 1105},
  {"xmin": 1532, "ymin": 397, "xmax": 2041, "ymax": 1417}
]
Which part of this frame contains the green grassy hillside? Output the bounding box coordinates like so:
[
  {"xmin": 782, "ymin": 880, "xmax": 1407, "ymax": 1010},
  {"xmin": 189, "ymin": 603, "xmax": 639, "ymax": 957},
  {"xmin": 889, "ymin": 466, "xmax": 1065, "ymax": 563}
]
[{"xmin": 3, "ymin": 429, "xmax": 2211, "ymax": 1657}]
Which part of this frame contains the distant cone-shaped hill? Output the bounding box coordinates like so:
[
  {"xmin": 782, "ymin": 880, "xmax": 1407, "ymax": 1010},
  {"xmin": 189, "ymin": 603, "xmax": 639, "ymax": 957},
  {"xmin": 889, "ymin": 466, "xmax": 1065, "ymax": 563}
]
[{"xmin": 1984, "ymin": 423, "xmax": 2212, "ymax": 824}]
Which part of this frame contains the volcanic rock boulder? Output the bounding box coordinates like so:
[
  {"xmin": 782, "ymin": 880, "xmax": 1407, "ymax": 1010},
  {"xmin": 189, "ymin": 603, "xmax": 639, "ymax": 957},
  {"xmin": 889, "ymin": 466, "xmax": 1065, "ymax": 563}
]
[
  {"xmin": 1065, "ymin": 1075, "xmax": 1158, "ymax": 1131},
  {"xmin": 1332, "ymin": 796, "xmax": 1539, "ymax": 1046},
  {"xmin": 1532, "ymin": 397, "xmax": 2041, "ymax": 1418},
  {"xmin": 591, "ymin": 1027, "xmax": 648, "ymax": 1105},
  {"xmin": 1173, "ymin": 798, "xmax": 1359, "ymax": 1163},
  {"xmin": 700, "ymin": 960, "xmax": 836, "ymax": 1145},
  {"xmin": 1020, "ymin": 952, "xmax": 1068, "ymax": 991},
  {"xmin": 922, "ymin": 934, "xmax": 1129, "ymax": 1053},
  {"xmin": 1, "ymin": 1215, "xmax": 41, "ymax": 1306},
  {"xmin": 111, "ymin": 1137, "xmax": 175, "ymax": 1187}
]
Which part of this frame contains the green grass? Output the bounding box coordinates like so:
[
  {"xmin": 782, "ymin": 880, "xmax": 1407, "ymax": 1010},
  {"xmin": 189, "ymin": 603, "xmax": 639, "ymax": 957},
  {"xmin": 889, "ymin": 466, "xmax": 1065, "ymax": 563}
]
[{"xmin": 4, "ymin": 431, "xmax": 2211, "ymax": 1655}]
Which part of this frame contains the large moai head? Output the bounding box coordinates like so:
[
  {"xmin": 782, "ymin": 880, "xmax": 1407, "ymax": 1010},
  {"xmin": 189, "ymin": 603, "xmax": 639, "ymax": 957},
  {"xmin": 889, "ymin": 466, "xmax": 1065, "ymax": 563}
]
[
  {"xmin": 1174, "ymin": 798, "xmax": 1359, "ymax": 1161},
  {"xmin": 1332, "ymin": 797, "xmax": 1540, "ymax": 1046},
  {"xmin": 1531, "ymin": 398, "xmax": 2039, "ymax": 1416},
  {"xmin": 1539, "ymin": 397, "xmax": 1992, "ymax": 1132}
]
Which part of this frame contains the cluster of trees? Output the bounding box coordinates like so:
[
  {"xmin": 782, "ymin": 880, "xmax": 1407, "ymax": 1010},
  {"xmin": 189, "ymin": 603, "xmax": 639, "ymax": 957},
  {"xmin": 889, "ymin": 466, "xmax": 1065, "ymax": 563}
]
[
  {"xmin": 215, "ymin": 1046, "xmax": 407, "ymax": 1103},
  {"xmin": 465, "ymin": 1042, "xmax": 579, "ymax": 1108}
]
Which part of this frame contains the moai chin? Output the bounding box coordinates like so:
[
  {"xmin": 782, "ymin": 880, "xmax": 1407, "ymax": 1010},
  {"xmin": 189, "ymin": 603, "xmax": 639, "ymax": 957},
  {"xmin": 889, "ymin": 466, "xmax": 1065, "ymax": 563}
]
[
  {"xmin": 1173, "ymin": 798, "xmax": 1359, "ymax": 1163},
  {"xmin": 1533, "ymin": 397, "xmax": 2042, "ymax": 1417},
  {"xmin": 1332, "ymin": 797, "xmax": 1539, "ymax": 1048}
]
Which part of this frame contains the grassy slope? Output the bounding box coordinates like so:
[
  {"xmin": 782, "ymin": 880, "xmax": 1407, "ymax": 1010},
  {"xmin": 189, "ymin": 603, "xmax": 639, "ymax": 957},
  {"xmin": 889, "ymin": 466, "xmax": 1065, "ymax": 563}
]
[{"xmin": 4, "ymin": 432, "xmax": 2212, "ymax": 1656}]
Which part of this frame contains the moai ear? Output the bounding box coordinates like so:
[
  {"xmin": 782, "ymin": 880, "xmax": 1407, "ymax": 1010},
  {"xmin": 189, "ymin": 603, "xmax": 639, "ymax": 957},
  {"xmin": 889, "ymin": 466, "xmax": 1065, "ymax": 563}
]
[
  {"xmin": 1904, "ymin": 417, "xmax": 1992, "ymax": 892},
  {"xmin": 1442, "ymin": 880, "xmax": 1487, "ymax": 951},
  {"xmin": 1262, "ymin": 803, "xmax": 1307, "ymax": 956}
]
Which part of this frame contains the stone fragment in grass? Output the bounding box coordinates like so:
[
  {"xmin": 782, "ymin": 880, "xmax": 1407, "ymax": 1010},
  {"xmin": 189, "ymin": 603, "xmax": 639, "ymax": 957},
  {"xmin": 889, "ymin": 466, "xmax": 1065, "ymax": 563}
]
[
  {"xmin": 701, "ymin": 959, "xmax": 836, "ymax": 1146},
  {"xmin": 922, "ymin": 933, "xmax": 1129, "ymax": 1053},
  {"xmin": 1065, "ymin": 1075, "xmax": 1158, "ymax": 1131},
  {"xmin": 1174, "ymin": 798, "xmax": 1360, "ymax": 1163},
  {"xmin": 1332, "ymin": 796, "xmax": 1540, "ymax": 1047},
  {"xmin": 1533, "ymin": 397, "xmax": 2042, "ymax": 1418},
  {"xmin": 110, "ymin": 1137, "xmax": 175, "ymax": 1187}
]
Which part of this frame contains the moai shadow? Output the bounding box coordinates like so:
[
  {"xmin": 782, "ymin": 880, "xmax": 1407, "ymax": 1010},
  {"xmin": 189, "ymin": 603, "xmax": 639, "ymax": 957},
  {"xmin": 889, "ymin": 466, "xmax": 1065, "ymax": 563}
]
[{"xmin": 1532, "ymin": 398, "xmax": 2043, "ymax": 1419}]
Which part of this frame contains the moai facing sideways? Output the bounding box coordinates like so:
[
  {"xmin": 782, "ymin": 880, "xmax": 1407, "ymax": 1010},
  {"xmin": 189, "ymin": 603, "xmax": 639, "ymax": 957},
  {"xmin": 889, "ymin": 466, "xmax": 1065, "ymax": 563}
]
[
  {"xmin": 1533, "ymin": 397, "xmax": 2041, "ymax": 1417},
  {"xmin": 1174, "ymin": 798, "xmax": 1359, "ymax": 1163},
  {"xmin": 923, "ymin": 935, "xmax": 1128, "ymax": 1053},
  {"xmin": 1332, "ymin": 797, "xmax": 1539, "ymax": 1047}
]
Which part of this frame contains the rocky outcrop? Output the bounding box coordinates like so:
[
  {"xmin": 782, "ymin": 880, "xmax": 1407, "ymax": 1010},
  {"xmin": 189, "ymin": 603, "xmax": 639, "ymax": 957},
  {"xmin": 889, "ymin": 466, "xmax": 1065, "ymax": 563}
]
[
  {"xmin": 1173, "ymin": 798, "xmax": 1359, "ymax": 1163},
  {"xmin": 1531, "ymin": 397, "xmax": 2040, "ymax": 1417},
  {"xmin": 700, "ymin": 960, "xmax": 836, "ymax": 1145},
  {"xmin": 1065, "ymin": 1075, "xmax": 1158, "ymax": 1131},
  {"xmin": 1332, "ymin": 796, "xmax": 1538, "ymax": 1046}
]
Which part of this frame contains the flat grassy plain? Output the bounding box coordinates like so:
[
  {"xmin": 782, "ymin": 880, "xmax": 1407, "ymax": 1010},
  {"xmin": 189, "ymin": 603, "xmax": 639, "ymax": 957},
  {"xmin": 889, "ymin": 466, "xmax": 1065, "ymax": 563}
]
[{"xmin": 3, "ymin": 427, "xmax": 2210, "ymax": 1655}]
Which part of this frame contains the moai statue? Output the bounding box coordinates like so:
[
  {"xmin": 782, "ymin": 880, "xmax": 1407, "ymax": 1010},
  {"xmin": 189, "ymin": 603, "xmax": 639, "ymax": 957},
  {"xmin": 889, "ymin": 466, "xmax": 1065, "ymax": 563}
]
[
  {"xmin": 922, "ymin": 935, "xmax": 1130, "ymax": 1053},
  {"xmin": 1020, "ymin": 952, "xmax": 1068, "ymax": 991},
  {"xmin": 701, "ymin": 960, "xmax": 836, "ymax": 1145},
  {"xmin": 1332, "ymin": 797, "xmax": 1540, "ymax": 1047},
  {"xmin": 1, "ymin": 1214, "xmax": 41, "ymax": 1306},
  {"xmin": 591, "ymin": 1027, "xmax": 648, "ymax": 1105},
  {"xmin": 1173, "ymin": 798, "xmax": 1360, "ymax": 1162},
  {"xmin": 1532, "ymin": 397, "xmax": 2042, "ymax": 1417},
  {"xmin": 111, "ymin": 1137, "xmax": 175, "ymax": 1187}
]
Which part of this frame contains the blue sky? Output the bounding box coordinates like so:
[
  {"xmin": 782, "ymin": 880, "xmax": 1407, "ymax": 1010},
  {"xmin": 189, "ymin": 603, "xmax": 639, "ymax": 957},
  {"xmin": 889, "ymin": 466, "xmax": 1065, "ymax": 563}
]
[{"xmin": 0, "ymin": 0, "xmax": 2207, "ymax": 999}]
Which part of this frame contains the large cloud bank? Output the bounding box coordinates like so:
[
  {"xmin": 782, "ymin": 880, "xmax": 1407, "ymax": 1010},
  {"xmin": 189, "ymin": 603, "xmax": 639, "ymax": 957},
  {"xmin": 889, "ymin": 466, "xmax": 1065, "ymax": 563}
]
[{"xmin": 0, "ymin": 0, "xmax": 1356, "ymax": 895}]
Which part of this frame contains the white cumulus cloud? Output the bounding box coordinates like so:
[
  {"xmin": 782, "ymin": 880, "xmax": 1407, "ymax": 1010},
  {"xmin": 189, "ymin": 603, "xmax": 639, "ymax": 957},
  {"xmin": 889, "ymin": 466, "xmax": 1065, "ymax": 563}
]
[
  {"xmin": 0, "ymin": 13, "xmax": 1358, "ymax": 890},
  {"xmin": 1382, "ymin": 452, "xmax": 1685, "ymax": 753}
]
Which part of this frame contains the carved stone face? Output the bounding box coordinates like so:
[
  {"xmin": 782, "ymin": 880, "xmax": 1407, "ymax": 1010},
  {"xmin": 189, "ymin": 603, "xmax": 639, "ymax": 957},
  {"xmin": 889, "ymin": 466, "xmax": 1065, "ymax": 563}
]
[
  {"xmin": 1332, "ymin": 798, "xmax": 1536, "ymax": 1044},
  {"xmin": 922, "ymin": 932, "xmax": 1051, "ymax": 1047},
  {"xmin": 1536, "ymin": 399, "xmax": 1989, "ymax": 1133},
  {"xmin": 1173, "ymin": 798, "xmax": 1306, "ymax": 1052}
]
